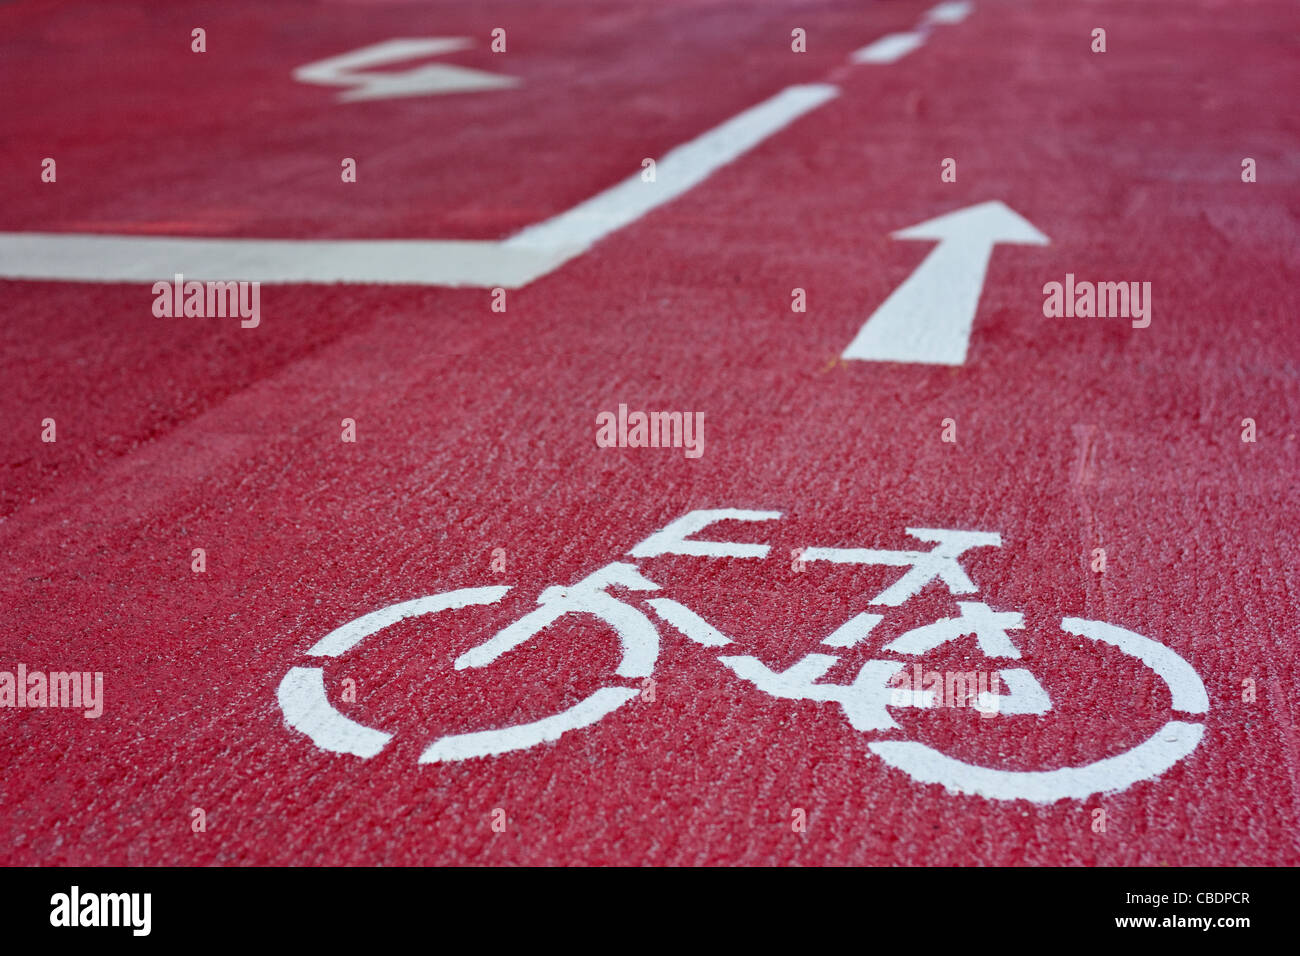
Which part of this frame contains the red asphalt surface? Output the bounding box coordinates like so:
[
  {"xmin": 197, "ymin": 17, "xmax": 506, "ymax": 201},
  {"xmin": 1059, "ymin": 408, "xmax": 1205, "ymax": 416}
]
[{"xmin": 1, "ymin": 0, "xmax": 1298, "ymax": 865}]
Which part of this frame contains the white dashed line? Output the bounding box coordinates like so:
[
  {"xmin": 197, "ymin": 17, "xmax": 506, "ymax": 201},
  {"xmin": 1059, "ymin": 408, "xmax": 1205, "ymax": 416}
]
[
  {"xmin": 924, "ymin": 2, "xmax": 973, "ymax": 26},
  {"xmin": 851, "ymin": 32, "xmax": 927, "ymax": 64}
]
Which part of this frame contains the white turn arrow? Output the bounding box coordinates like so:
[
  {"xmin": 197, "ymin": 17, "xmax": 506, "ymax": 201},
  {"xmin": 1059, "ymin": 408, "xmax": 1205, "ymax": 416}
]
[
  {"xmin": 842, "ymin": 201, "xmax": 1048, "ymax": 366},
  {"xmin": 294, "ymin": 38, "xmax": 518, "ymax": 102}
]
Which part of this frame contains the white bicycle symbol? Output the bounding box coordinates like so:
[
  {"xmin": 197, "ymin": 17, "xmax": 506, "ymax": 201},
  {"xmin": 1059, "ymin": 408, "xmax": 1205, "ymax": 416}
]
[{"xmin": 277, "ymin": 509, "xmax": 1209, "ymax": 804}]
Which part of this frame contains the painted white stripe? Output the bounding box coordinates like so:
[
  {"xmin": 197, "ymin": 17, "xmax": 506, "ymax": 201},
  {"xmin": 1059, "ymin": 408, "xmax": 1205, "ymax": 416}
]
[
  {"xmin": 870, "ymin": 721, "xmax": 1205, "ymax": 803},
  {"xmin": 505, "ymin": 84, "xmax": 838, "ymax": 254},
  {"xmin": 0, "ymin": 85, "xmax": 838, "ymax": 287},
  {"xmin": 308, "ymin": 586, "xmax": 510, "ymax": 658},
  {"xmin": 454, "ymin": 563, "xmax": 661, "ymax": 677},
  {"xmin": 1061, "ymin": 618, "xmax": 1210, "ymax": 714},
  {"xmin": 822, "ymin": 612, "xmax": 884, "ymax": 648},
  {"xmin": 802, "ymin": 546, "xmax": 915, "ymax": 566},
  {"xmin": 719, "ymin": 653, "xmax": 840, "ymax": 698},
  {"xmin": 851, "ymin": 32, "xmax": 926, "ymax": 64},
  {"xmin": 455, "ymin": 588, "xmax": 661, "ymax": 678},
  {"xmin": 418, "ymin": 686, "xmax": 638, "ymax": 763},
  {"xmin": 647, "ymin": 598, "xmax": 733, "ymax": 647},
  {"xmin": 976, "ymin": 668, "xmax": 1051, "ymax": 715},
  {"xmin": 924, "ymin": 2, "xmax": 973, "ymax": 25},
  {"xmin": 629, "ymin": 508, "xmax": 782, "ymax": 559},
  {"xmin": 0, "ymin": 235, "xmax": 561, "ymax": 288},
  {"xmin": 278, "ymin": 666, "xmax": 392, "ymax": 758}
]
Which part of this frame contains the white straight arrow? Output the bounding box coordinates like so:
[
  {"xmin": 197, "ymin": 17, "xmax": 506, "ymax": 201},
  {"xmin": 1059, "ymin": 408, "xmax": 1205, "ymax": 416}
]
[{"xmin": 842, "ymin": 200, "xmax": 1048, "ymax": 365}]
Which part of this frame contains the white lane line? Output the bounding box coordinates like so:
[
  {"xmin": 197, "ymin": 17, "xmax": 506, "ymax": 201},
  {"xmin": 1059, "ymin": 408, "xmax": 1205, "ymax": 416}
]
[
  {"xmin": 924, "ymin": 2, "xmax": 973, "ymax": 25},
  {"xmin": 847, "ymin": 3, "xmax": 974, "ymax": 66},
  {"xmin": 0, "ymin": 85, "xmax": 837, "ymax": 288},
  {"xmin": 0, "ymin": 235, "xmax": 558, "ymax": 288},
  {"xmin": 850, "ymin": 32, "xmax": 927, "ymax": 64},
  {"xmin": 506, "ymin": 84, "xmax": 838, "ymax": 255}
]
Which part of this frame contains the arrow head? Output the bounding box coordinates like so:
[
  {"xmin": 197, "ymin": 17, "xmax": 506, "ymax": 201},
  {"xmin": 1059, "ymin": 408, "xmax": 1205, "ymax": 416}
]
[{"xmin": 891, "ymin": 200, "xmax": 1049, "ymax": 246}]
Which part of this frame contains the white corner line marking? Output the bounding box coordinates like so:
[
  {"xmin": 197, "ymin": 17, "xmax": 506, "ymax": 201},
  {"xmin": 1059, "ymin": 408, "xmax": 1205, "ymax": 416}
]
[{"xmin": 0, "ymin": 85, "xmax": 838, "ymax": 288}]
